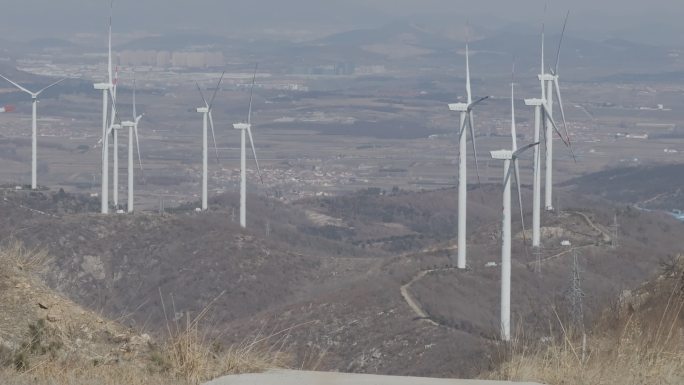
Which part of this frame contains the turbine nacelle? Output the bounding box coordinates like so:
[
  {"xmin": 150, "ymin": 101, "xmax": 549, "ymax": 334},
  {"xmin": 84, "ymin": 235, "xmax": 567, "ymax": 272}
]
[
  {"xmin": 233, "ymin": 123, "xmax": 250, "ymax": 130},
  {"xmin": 111, "ymin": 123, "xmax": 122, "ymax": 131},
  {"xmin": 448, "ymin": 103, "xmax": 469, "ymax": 112},
  {"xmin": 525, "ymin": 98, "xmax": 544, "ymax": 107},
  {"xmin": 538, "ymin": 73, "xmax": 556, "ymax": 82},
  {"xmin": 491, "ymin": 150, "xmax": 513, "ymax": 160},
  {"xmin": 94, "ymin": 82, "xmax": 113, "ymax": 91},
  {"xmin": 450, "ymin": 96, "xmax": 489, "ymax": 113},
  {"xmin": 196, "ymin": 107, "xmax": 209, "ymax": 114},
  {"xmin": 121, "ymin": 121, "xmax": 135, "ymax": 128}
]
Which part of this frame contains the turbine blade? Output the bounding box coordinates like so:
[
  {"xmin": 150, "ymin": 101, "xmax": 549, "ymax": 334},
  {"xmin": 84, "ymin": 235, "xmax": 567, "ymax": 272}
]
[
  {"xmin": 468, "ymin": 112, "xmax": 482, "ymax": 187},
  {"xmin": 107, "ymin": 87, "xmax": 118, "ymax": 124},
  {"xmin": 513, "ymin": 142, "xmax": 540, "ymax": 159},
  {"xmin": 36, "ymin": 78, "xmax": 66, "ymax": 96},
  {"xmin": 246, "ymin": 126, "xmax": 263, "ymax": 184},
  {"xmin": 554, "ymin": 10, "xmax": 570, "ymax": 75},
  {"xmin": 554, "ymin": 77, "xmax": 577, "ymax": 162},
  {"xmin": 541, "ymin": 23, "xmax": 546, "ymax": 101},
  {"xmin": 208, "ymin": 70, "xmax": 226, "ymax": 110},
  {"xmin": 458, "ymin": 114, "xmax": 468, "ymax": 142},
  {"xmin": 132, "ymin": 72, "xmax": 137, "ymax": 120},
  {"xmin": 208, "ymin": 112, "xmax": 220, "ymax": 164},
  {"xmin": 108, "ymin": 9, "xmax": 113, "ymax": 85},
  {"xmin": 195, "ymin": 82, "xmax": 209, "ymax": 107},
  {"xmin": 468, "ymin": 96, "xmax": 489, "ymax": 110},
  {"xmin": 513, "ymin": 159, "xmax": 528, "ymax": 246},
  {"xmin": 542, "ymin": 103, "xmax": 570, "ymax": 147},
  {"xmin": 247, "ymin": 63, "xmax": 258, "ymax": 125},
  {"xmin": 134, "ymin": 122, "xmax": 145, "ymax": 179},
  {"xmin": 465, "ymin": 43, "xmax": 472, "ymax": 105},
  {"xmin": 112, "ymin": 65, "xmax": 119, "ymax": 99},
  {"xmin": 0, "ymin": 73, "xmax": 33, "ymax": 95},
  {"xmin": 511, "ymin": 58, "xmax": 516, "ymax": 84},
  {"xmin": 109, "ymin": 66, "xmax": 118, "ymax": 126},
  {"xmin": 511, "ymin": 71, "xmax": 517, "ymax": 152}
]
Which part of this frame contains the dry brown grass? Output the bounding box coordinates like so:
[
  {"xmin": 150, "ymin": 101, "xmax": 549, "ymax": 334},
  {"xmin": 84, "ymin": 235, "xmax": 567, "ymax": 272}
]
[
  {"xmin": 0, "ymin": 238, "xmax": 51, "ymax": 274},
  {"xmin": 0, "ymin": 362, "xmax": 185, "ymax": 385},
  {"xmin": 0, "ymin": 241, "xmax": 291, "ymax": 385},
  {"xmin": 487, "ymin": 258, "xmax": 684, "ymax": 385},
  {"xmin": 157, "ymin": 291, "xmax": 291, "ymax": 384}
]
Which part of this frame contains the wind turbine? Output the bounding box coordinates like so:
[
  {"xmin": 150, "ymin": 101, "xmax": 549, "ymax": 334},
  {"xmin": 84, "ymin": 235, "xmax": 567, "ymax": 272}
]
[
  {"xmin": 0, "ymin": 74, "xmax": 65, "ymax": 190},
  {"xmin": 525, "ymin": 21, "xmax": 572, "ymax": 248},
  {"xmin": 121, "ymin": 74, "xmax": 144, "ymax": 213},
  {"xmin": 232, "ymin": 65, "xmax": 264, "ymax": 229},
  {"xmin": 448, "ymin": 42, "xmax": 488, "ymax": 269},
  {"xmin": 540, "ymin": 11, "xmax": 574, "ymax": 212},
  {"xmin": 93, "ymin": 8, "xmax": 115, "ymax": 214},
  {"xmin": 493, "ymin": 67, "xmax": 539, "ymax": 341},
  {"xmin": 195, "ymin": 72, "xmax": 224, "ymax": 211},
  {"xmin": 491, "ymin": 141, "xmax": 538, "ymax": 342}
]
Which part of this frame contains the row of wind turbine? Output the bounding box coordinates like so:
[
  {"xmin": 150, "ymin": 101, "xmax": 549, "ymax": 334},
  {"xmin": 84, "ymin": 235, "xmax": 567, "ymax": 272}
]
[
  {"xmin": 450, "ymin": 13, "xmax": 576, "ymax": 341},
  {"xmin": 93, "ymin": 4, "xmax": 146, "ymax": 215},
  {"xmin": 91, "ymin": 6, "xmax": 262, "ymax": 225}
]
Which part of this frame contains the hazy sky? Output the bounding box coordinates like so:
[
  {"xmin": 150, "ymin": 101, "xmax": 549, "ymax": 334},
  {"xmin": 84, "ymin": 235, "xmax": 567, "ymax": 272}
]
[{"xmin": 0, "ymin": 1, "xmax": 682, "ymax": 44}]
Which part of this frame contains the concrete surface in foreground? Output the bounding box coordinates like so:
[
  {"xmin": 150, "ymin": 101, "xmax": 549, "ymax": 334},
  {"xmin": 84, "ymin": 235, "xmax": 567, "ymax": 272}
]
[{"xmin": 205, "ymin": 370, "xmax": 545, "ymax": 385}]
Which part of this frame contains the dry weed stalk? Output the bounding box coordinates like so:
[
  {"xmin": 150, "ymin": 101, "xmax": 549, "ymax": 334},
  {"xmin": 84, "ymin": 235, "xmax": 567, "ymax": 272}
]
[
  {"xmin": 158, "ymin": 290, "xmax": 297, "ymax": 384},
  {"xmin": 0, "ymin": 238, "xmax": 51, "ymax": 274},
  {"xmin": 488, "ymin": 261, "xmax": 684, "ymax": 385}
]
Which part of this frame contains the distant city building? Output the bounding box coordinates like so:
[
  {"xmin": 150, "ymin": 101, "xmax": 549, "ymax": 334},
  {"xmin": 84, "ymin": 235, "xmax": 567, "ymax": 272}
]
[
  {"xmin": 356, "ymin": 65, "xmax": 387, "ymax": 75},
  {"xmin": 118, "ymin": 50, "xmax": 225, "ymax": 68},
  {"xmin": 292, "ymin": 62, "xmax": 356, "ymax": 76}
]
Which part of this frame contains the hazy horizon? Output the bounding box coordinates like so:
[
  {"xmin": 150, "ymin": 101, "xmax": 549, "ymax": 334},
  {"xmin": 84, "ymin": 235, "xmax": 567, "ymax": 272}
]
[{"xmin": 0, "ymin": 1, "xmax": 682, "ymax": 45}]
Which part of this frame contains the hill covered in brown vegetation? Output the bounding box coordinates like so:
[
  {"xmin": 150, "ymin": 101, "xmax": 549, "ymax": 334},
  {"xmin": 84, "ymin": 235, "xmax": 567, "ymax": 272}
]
[{"xmin": 0, "ymin": 179, "xmax": 680, "ymax": 382}]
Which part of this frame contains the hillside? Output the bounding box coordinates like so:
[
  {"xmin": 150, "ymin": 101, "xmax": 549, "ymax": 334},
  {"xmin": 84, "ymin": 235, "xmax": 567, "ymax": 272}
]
[
  {"xmin": 0, "ymin": 240, "xmax": 163, "ymax": 384},
  {"xmin": 0, "ymin": 183, "xmax": 679, "ymax": 380},
  {"xmin": 563, "ymin": 164, "xmax": 684, "ymax": 211}
]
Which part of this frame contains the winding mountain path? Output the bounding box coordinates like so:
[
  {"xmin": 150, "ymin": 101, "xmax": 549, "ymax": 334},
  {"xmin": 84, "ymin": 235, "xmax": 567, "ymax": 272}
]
[
  {"xmin": 400, "ymin": 269, "xmax": 440, "ymax": 326},
  {"xmin": 401, "ymin": 211, "xmax": 614, "ymax": 325}
]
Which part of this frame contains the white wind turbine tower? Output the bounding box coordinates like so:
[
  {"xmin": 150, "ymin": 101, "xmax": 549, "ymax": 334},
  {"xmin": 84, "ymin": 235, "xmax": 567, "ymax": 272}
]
[
  {"xmin": 541, "ymin": 11, "xmax": 575, "ymax": 212},
  {"xmin": 491, "ymin": 72, "xmax": 539, "ymax": 341},
  {"xmin": 525, "ymin": 24, "xmax": 571, "ymax": 248},
  {"xmin": 491, "ymin": 143, "xmax": 538, "ymax": 341},
  {"xmin": 100, "ymin": 77, "xmax": 121, "ymax": 211},
  {"xmin": 195, "ymin": 73, "xmax": 224, "ymax": 211},
  {"xmin": 0, "ymin": 74, "xmax": 65, "ymax": 190},
  {"xmin": 121, "ymin": 75, "xmax": 144, "ymax": 213},
  {"xmin": 232, "ymin": 65, "xmax": 264, "ymax": 229},
  {"xmin": 448, "ymin": 42, "xmax": 488, "ymax": 269},
  {"xmin": 111, "ymin": 67, "xmax": 121, "ymax": 210},
  {"xmin": 93, "ymin": 10, "xmax": 115, "ymax": 214}
]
